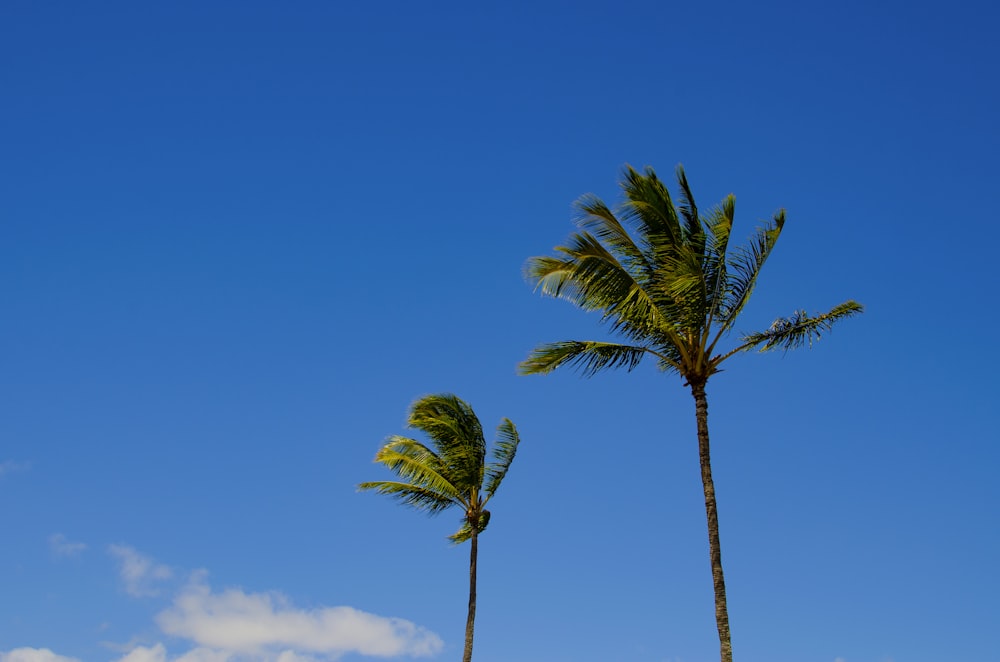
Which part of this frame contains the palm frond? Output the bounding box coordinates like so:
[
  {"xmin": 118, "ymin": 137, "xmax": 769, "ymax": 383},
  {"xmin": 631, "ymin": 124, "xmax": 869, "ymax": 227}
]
[
  {"xmin": 654, "ymin": 344, "xmax": 685, "ymax": 373},
  {"xmin": 661, "ymin": 243, "xmax": 710, "ymax": 333},
  {"xmin": 717, "ymin": 210, "xmax": 785, "ymax": 334},
  {"xmin": 737, "ymin": 300, "xmax": 864, "ymax": 353},
  {"xmin": 408, "ymin": 395, "xmax": 484, "ymax": 452},
  {"xmin": 448, "ymin": 510, "xmax": 490, "ymax": 544},
  {"xmin": 448, "ymin": 519, "xmax": 473, "ymax": 544},
  {"xmin": 367, "ymin": 437, "xmax": 461, "ymax": 504},
  {"xmin": 702, "ymin": 196, "xmax": 735, "ymax": 332},
  {"xmin": 575, "ymin": 194, "xmax": 652, "ymax": 276},
  {"xmin": 525, "ymin": 233, "xmax": 675, "ymax": 346},
  {"xmin": 519, "ymin": 340, "xmax": 664, "ymax": 376},
  {"xmin": 617, "ymin": 167, "xmax": 715, "ymax": 338},
  {"xmin": 407, "ymin": 394, "xmax": 486, "ymax": 489},
  {"xmin": 619, "ymin": 166, "xmax": 683, "ymax": 261},
  {"xmin": 375, "ymin": 435, "xmax": 443, "ymax": 467},
  {"xmin": 535, "ymin": 232, "xmax": 642, "ymax": 311},
  {"xmin": 484, "ymin": 418, "xmax": 519, "ymax": 501},
  {"xmin": 675, "ymin": 165, "xmax": 705, "ymax": 256},
  {"xmin": 357, "ymin": 480, "xmax": 457, "ymax": 513}
]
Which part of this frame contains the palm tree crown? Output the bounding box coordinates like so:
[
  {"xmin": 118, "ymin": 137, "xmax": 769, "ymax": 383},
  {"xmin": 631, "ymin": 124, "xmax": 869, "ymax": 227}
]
[
  {"xmin": 359, "ymin": 393, "xmax": 519, "ymax": 542},
  {"xmin": 521, "ymin": 165, "xmax": 862, "ymax": 384}
]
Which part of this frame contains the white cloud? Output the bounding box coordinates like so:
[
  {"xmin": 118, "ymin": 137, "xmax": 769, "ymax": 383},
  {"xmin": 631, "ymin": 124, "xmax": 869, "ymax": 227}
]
[
  {"xmin": 108, "ymin": 545, "xmax": 173, "ymax": 597},
  {"xmin": 49, "ymin": 533, "xmax": 88, "ymax": 558},
  {"xmin": 113, "ymin": 644, "xmax": 231, "ymax": 662},
  {"xmin": 0, "ymin": 460, "xmax": 30, "ymax": 478},
  {"xmin": 834, "ymin": 658, "xmax": 846, "ymax": 662},
  {"xmin": 171, "ymin": 649, "xmax": 232, "ymax": 662},
  {"xmin": 116, "ymin": 645, "xmax": 168, "ymax": 662},
  {"xmin": 4, "ymin": 552, "xmax": 442, "ymax": 662},
  {"xmin": 0, "ymin": 649, "xmax": 79, "ymax": 662},
  {"xmin": 274, "ymin": 652, "xmax": 320, "ymax": 662},
  {"xmin": 156, "ymin": 574, "xmax": 443, "ymax": 659}
]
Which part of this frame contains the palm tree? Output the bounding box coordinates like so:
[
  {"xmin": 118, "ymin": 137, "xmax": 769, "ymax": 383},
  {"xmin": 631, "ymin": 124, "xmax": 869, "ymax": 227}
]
[
  {"xmin": 519, "ymin": 165, "xmax": 862, "ymax": 662},
  {"xmin": 359, "ymin": 393, "xmax": 520, "ymax": 662}
]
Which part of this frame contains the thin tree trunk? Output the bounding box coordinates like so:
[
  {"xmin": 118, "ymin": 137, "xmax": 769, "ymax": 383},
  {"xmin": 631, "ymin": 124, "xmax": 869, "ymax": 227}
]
[
  {"xmin": 463, "ymin": 528, "xmax": 478, "ymax": 662},
  {"xmin": 691, "ymin": 381, "xmax": 733, "ymax": 662}
]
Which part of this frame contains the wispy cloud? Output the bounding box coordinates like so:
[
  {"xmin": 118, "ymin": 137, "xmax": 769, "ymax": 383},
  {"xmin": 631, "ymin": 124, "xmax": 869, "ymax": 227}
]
[
  {"xmin": 0, "ymin": 649, "xmax": 79, "ymax": 662},
  {"xmin": 108, "ymin": 545, "xmax": 173, "ymax": 597},
  {"xmin": 155, "ymin": 572, "xmax": 443, "ymax": 659},
  {"xmin": 0, "ymin": 460, "xmax": 30, "ymax": 478},
  {"xmin": 49, "ymin": 533, "xmax": 87, "ymax": 558}
]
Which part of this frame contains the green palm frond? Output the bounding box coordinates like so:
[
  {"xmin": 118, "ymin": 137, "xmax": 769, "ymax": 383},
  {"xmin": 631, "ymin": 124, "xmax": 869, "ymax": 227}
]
[
  {"xmin": 527, "ymin": 233, "xmax": 632, "ymax": 311},
  {"xmin": 484, "ymin": 419, "xmax": 519, "ymax": 500},
  {"xmin": 519, "ymin": 340, "xmax": 666, "ymax": 376},
  {"xmin": 526, "ymin": 255, "xmax": 582, "ymax": 301},
  {"xmin": 620, "ymin": 165, "xmax": 683, "ymax": 254},
  {"xmin": 368, "ymin": 449, "xmax": 455, "ymax": 499},
  {"xmin": 661, "ymin": 242, "xmax": 710, "ymax": 332},
  {"xmin": 736, "ymin": 300, "xmax": 864, "ymax": 353},
  {"xmin": 575, "ymin": 194, "xmax": 652, "ymax": 276},
  {"xmin": 717, "ymin": 210, "xmax": 785, "ymax": 334},
  {"xmin": 556, "ymin": 231, "xmax": 645, "ymax": 311},
  {"xmin": 367, "ymin": 437, "xmax": 461, "ymax": 503},
  {"xmin": 409, "ymin": 395, "xmax": 485, "ymax": 455},
  {"xmin": 675, "ymin": 165, "xmax": 705, "ymax": 255},
  {"xmin": 448, "ymin": 510, "xmax": 491, "ymax": 544},
  {"xmin": 702, "ymin": 196, "xmax": 736, "ymax": 333},
  {"xmin": 408, "ymin": 394, "xmax": 486, "ymax": 489},
  {"xmin": 375, "ymin": 435, "xmax": 443, "ymax": 469},
  {"xmin": 525, "ymin": 235, "xmax": 674, "ymax": 347},
  {"xmin": 448, "ymin": 519, "xmax": 473, "ymax": 544},
  {"xmin": 357, "ymin": 480, "xmax": 457, "ymax": 513}
]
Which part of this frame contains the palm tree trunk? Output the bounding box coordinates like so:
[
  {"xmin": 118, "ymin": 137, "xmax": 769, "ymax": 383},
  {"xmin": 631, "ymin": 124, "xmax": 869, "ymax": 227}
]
[
  {"xmin": 690, "ymin": 381, "xmax": 733, "ymax": 662},
  {"xmin": 463, "ymin": 528, "xmax": 478, "ymax": 662}
]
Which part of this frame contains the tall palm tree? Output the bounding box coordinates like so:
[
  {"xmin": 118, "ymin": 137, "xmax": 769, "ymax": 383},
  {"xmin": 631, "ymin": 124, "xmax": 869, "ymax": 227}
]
[
  {"xmin": 519, "ymin": 165, "xmax": 862, "ymax": 662},
  {"xmin": 359, "ymin": 393, "xmax": 520, "ymax": 662}
]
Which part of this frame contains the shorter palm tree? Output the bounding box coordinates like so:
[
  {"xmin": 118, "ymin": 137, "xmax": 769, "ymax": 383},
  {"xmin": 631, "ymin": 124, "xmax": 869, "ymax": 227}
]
[{"xmin": 359, "ymin": 393, "xmax": 520, "ymax": 662}]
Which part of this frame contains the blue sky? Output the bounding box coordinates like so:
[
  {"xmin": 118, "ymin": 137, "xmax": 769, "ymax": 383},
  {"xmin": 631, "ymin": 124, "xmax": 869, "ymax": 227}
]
[{"xmin": 1, "ymin": 1, "xmax": 998, "ymax": 661}]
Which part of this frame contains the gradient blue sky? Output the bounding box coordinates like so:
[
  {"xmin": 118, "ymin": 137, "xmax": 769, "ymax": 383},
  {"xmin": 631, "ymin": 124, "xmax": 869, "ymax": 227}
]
[{"xmin": 2, "ymin": 2, "xmax": 998, "ymax": 662}]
